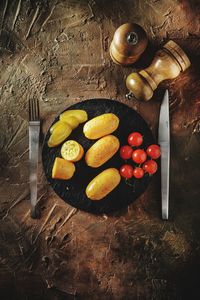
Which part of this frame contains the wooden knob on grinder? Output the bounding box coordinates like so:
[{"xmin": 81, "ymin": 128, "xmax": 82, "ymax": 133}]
[{"xmin": 110, "ymin": 23, "xmax": 148, "ymax": 65}]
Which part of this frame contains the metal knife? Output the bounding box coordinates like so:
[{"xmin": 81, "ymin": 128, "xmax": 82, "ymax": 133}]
[{"xmin": 158, "ymin": 90, "xmax": 170, "ymax": 220}]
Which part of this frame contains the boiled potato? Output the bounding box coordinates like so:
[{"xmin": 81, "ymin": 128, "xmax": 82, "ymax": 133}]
[
  {"xmin": 83, "ymin": 113, "xmax": 119, "ymax": 139},
  {"xmin": 52, "ymin": 157, "xmax": 75, "ymax": 180},
  {"xmin": 60, "ymin": 110, "xmax": 88, "ymax": 123},
  {"xmin": 86, "ymin": 168, "xmax": 121, "ymax": 200},
  {"xmin": 48, "ymin": 123, "xmax": 72, "ymax": 147},
  {"xmin": 85, "ymin": 135, "xmax": 120, "ymax": 168}
]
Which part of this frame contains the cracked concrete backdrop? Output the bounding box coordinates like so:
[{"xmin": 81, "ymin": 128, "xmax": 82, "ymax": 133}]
[{"xmin": 0, "ymin": 0, "xmax": 200, "ymax": 299}]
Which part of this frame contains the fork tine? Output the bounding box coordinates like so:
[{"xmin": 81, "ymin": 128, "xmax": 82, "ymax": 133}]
[
  {"xmin": 35, "ymin": 98, "xmax": 39, "ymax": 120},
  {"xmin": 37, "ymin": 99, "xmax": 40, "ymax": 119},
  {"xmin": 29, "ymin": 98, "xmax": 31, "ymax": 120},
  {"xmin": 33, "ymin": 98, "xmax": 36, "ymax": 121},
  {"xmin": 29, "ymin": 98, "xmax": 33, "ymax": 121},
  {"xmin": 32, "ymin": 98, "xmax": 35, "ymax": 121}
]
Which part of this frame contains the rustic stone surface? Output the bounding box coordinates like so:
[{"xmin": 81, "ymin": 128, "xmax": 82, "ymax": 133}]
[{"xmin": 0, "ymin": 0, "xmax": 200, "ymax": 299}]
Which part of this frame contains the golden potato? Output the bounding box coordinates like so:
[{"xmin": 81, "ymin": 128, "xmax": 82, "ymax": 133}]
[
  {"xmin": 60, "ymin": 110, "xmax": 88, "ymax": 123},
  {"xmin": 85, "ymin": 135, "xmax": 120, "ymax": 168},
  {"xmin": 86, "ymin": 168, "xmax": 121, "ymax": 200},
  {"xmin": 52, "ymin": 157, "xmax": 75, "ymax": 180},
  {"xmin": 83, "ymin": 113, "xmax": 119, "ymax": 139}
]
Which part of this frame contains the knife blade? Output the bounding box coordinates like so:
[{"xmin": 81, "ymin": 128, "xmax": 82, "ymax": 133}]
[{"xmin": 158, "ymin": 89, "xmax": 170, "ymax": 220}]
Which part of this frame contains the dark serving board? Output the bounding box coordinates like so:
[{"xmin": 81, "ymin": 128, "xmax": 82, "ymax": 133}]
[{"xmin": 42, "ymin": 99, "xmax": 155, "ymax": 214}]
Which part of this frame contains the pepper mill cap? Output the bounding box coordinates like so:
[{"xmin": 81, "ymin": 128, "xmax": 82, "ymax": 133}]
[
  {"xmin": 110, "ymin": 23, "xmax": 148, "ymax": 65},
  {"xmin": 163, "ymin": 40, "xmax": 191, "ymax": 72}
]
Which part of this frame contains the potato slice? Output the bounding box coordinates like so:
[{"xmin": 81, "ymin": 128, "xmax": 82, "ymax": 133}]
[
  {"xmin": 50, "ymin": 120, "xmax": 66, "ymax": 134},
  {"xmin": 52, "ymin": 157, "xmax": 75, "ymax": 180},
  {"xmin": 60, "ymin": 110, "xmax": 88, "ymax": 123},
  {"xmin": 61, "ymin": 140, "xmax": 84, "ymax": 162},
  {"xmin": 48, "ymin": 123, "xmax": 72, "ymax": 147},
  {"xmin": 62, "ymin": 116, "xmax": 79, "ymax": 129}
]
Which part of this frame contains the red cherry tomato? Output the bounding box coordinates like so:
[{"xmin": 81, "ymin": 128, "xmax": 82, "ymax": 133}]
[
  {"xmin": 120, "ymin": 145, "xmax": 133, "ymax": 160},
  {"xmin": 143, "ymin": 160, "xmax": 158, "ymax": 174},
  {"xmin": 128, "ymin": 132, "xmax": 143, "ymax": 147},
  {"xmin": 132, "ymin": 149, "xmax": 147, "ymax": 164},
  {"xmin": 146, "ymin": 144, "xmax": 161, "ymax": 159},
  {"xmin": 120, "ymin": 164, "xmax": 133, "ymax": 179},
  {"xmin": 133, "ymin": 167, "xmax": 144, "ymax": 179}
]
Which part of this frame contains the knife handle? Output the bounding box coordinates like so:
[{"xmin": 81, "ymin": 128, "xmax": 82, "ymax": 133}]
[{"xmin": 160, "ymin": 142, "xmax": 170, "ymax": 220}]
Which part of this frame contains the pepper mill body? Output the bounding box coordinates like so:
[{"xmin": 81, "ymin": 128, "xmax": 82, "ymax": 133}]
[
  {"xmin": 110, "ymin": 23, "xmax": 148, "ymax": 66},
  {"xmin": 126, "ymin": 40, "xmax": 191, "ymax": 101}
]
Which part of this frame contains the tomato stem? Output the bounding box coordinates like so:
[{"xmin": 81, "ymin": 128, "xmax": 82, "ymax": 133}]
[{"xmin": 125, "ymin": 179, "xmax": 136, "ymax": 191}]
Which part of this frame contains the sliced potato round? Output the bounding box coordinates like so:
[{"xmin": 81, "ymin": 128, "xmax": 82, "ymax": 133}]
[
  {"xmin": 60, "ymin": 109, "xmax": 88, "ymax": 123},
  {"xmin": 61, "ymin": 140, "xmax": 84, "ymax": 162},
  {"xmin": 48, "ymin": 123, "xmax": 72, "ymax": 147},
  {"xmin": 62, "ymin": 116, "xmax": 79, "ymax": 129}
]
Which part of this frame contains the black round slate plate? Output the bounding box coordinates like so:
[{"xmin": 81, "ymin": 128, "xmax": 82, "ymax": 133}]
[{"xmin": 42, "ymin": 99, "xmax": 155, "ymax": 214}]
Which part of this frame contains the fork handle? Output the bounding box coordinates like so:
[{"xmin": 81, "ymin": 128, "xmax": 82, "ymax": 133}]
[{"xmin": 29, "ymin": 122, "xmax": 40, "ymax": 216}]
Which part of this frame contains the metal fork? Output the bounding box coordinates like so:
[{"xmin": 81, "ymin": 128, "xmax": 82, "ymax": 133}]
[{"xmin": 29, "ymin": 98, "xmax": 40, "ymax": 218}]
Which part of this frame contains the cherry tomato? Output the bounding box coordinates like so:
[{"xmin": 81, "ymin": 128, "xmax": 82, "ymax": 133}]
[
  {"xmin": 133, "ymin": 167, "xmax": 144, "ymax": 179},
  {"xmin": 143, "ymin": 160, "xmax": 158, "ymax": 174},
  {"xmin": 120, "ymin": 145, "xmax": 133, "ymax": 160},
  {"xmin": 120, "ymin": 164, "xmax": 133, "ymax": 179},
  {"xmin": 146, "ymin": 144, "xmax": 161, "ymax": 159},
  {"xmin": 128, "ymin": 132, "xmax": 143, "ymax": 147},
  {"xmin": 132, "ymin": 149, "xmax": 147, "ymax": 164}
]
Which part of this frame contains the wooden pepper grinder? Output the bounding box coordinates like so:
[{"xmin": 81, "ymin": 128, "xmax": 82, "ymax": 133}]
[
  {"xmin": 110, "ymin": 23, "xmax": 148, "ymax": 65},
  {"xmin": 126, "ymin": 40, "xmax": 191, "ymax": 101}
]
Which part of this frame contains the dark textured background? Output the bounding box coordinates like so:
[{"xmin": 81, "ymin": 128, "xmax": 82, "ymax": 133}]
[{"xmin": 0, "ymin": 0, "xmax": 200, "ymax": 299}]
